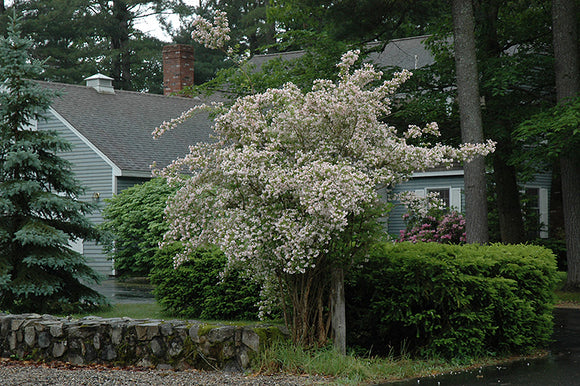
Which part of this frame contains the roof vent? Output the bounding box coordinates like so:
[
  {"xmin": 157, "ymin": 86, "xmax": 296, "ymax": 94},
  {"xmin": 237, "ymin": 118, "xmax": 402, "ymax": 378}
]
[{"xmin": 84, "ymin": 73, "xmax": 115, "ymax": 94}]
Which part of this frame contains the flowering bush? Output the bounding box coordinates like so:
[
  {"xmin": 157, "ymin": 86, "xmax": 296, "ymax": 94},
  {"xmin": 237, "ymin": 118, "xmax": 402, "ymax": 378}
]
[
  {"xmin": 153, "ymin": 14, "xmax": 495, "ymax": 347},
  {"xmin": 398, "ymin": 191, "xmax": 466, "ymax": 244},
  {"xmin": 399, "ymin": 211, "xmax": 467, "ymax": 244}
]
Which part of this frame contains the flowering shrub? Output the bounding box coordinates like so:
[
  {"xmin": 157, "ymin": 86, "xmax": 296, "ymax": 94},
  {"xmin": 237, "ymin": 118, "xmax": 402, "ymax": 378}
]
[
  {"xmin": 398, "ymin": 191, "xmax": 466, "ymax": 244},
  {"xmin": 399, "ymin": 211, "xmax": 467, "ymax": 244},
  {"xmin": 152, "ymin": 14, "xmax": 495, "ymax": 347},
  {"xmin": 191, "ymin": 11, "xmax": 230, "ymax": 50}
]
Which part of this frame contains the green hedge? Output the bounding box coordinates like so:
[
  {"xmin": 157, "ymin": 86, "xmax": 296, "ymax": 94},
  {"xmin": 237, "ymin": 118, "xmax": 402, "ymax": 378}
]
[
  {"xmin": 346, "ymin": 242, "xmax": 558, "ymax": 359},
  {"xmin": 150, "ymin": 244, "xmax": 261, "ymax": 321}
]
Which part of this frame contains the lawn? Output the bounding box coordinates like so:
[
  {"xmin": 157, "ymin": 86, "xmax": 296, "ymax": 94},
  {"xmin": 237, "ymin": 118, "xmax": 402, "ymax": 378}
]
[
  {"xmin": 554, "ymin": 271, "xmax": 580, "ymax": 306},
  {"xmin": 68, "ymin": 303, "xmax": 167, "ymax": 320}
]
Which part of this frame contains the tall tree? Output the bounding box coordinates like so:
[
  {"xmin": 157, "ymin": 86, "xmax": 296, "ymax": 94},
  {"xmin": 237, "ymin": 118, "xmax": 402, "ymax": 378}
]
[
  {"xmin": 0, "ymin": 15, "xmax": 106, "ymax": 313},
  {"xmin": 11, "ymin": 0, "xmax": 102, "ymax": 84},
  {"xmin": 451, "ymin": 0, "xmax": 489, "ymax": 243},
  {"xmin": 6, "ymin": 0, "xmax": 178, "ymax": 92},
  {"xmin": 270, "ymin": 0, "xmax": 448, "ymax": 44},
  {"xmin": 552, "ymin": 0, "xmax": 580, "ymax": 288},
  {"xmin": 475, "ymin": 0, "xmax": 554, "ymax": 244},
  {"xmin": 74, "ymin": 0, "xmax": 173, "ymax": 91},
  {"xmin": 389, "ymin": 0, "xmax": 554, "ymax": 243}
]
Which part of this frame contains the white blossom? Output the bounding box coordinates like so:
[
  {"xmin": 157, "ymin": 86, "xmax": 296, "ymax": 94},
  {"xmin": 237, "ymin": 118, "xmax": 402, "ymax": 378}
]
[
  {"xmin": 191, "ymin": 11, "xmax": 230, "ymax": 50},
  {"xmin": 154, "ymin": 49, "xmax": 496, "ymax": 306}
]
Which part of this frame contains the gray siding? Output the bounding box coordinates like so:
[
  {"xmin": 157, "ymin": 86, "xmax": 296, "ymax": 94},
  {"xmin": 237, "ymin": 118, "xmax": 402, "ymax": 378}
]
[
  {"xmin": 524, "ymin": 171, "xmax": 552, "ymax": 190},
  {"xmin": 387, "ymin": 174, "xmax": 465, "ymax": 237},
  {"xmin": 116, "ymin": 176, "xmax": 151, "ymax": 194},
  {"xmin": 38, "ymin": 112, "xmax": 115, "ymax": 276}
]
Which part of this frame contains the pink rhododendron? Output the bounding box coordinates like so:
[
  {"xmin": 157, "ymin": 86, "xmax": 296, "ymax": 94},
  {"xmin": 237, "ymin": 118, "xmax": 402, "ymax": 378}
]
[{"xmin": 398, "ymin": 191, "xmax": 467, "ymax": 244}]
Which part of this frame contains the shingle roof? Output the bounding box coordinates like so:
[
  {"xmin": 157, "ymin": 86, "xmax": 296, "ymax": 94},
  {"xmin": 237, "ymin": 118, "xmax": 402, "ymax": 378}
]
[
  {"xmin": 37, "ymin": 81, "xmax": 216, "ymax": 173},
  {"xmin": 366, "ymin": 35, "xmax": 435, "ymax": 70},
  {"xmin": 248, "ymin": 35, "xmax": 436, "ymax": 71}
]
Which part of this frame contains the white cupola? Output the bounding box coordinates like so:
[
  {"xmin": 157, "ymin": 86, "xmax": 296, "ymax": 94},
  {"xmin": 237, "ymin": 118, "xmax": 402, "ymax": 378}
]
[{"xmin": 84, "ymin": 73, "xmax": 115, "ymax": 94}]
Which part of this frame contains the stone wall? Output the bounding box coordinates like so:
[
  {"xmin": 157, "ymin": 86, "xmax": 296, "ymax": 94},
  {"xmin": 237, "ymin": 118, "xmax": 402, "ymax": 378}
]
[{"xmin": 0, "ymin": 313, "xmax": 287, "ymax": 371}]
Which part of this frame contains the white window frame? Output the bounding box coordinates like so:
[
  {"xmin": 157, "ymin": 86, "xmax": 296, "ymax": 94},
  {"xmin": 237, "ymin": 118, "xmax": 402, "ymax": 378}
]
[
  {"xmin": 523, "ymin": 186, "xmax": 549, "ymax": 239},
  {"xmin": 22, "ymin": 118, "xmax": 38, "ymax": 131},
  {"xmin": 416, "ymin": 186, "xmax": 462, "ymax": 211}
]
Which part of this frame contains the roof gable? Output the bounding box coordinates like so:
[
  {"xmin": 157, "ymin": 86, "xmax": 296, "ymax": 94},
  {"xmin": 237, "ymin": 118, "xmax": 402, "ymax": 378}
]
[{"xmin": 38, "ymin": 81, "xmax": 216, "ymax": 174}]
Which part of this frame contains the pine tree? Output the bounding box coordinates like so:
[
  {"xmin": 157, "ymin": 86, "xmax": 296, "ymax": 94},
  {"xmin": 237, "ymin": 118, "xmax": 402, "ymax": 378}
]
[{"xmin": 0, "ymin": 15, "xmax": 106, "ymax": 314}]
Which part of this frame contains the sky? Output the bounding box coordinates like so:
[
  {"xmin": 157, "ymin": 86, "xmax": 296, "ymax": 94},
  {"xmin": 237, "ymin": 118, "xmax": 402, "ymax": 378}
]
[
  {"xmin": 4, "ymin": 0, "xmax": 200, "ymax": 43},
  {"xmin": 135, "ymin": 0, "xmax": 200, "ymax": 42}
]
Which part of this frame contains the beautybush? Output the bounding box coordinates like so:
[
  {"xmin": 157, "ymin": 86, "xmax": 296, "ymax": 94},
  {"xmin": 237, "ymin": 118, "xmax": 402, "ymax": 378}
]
[{"xmin": 152, "ymin": 13, "xmax": 495, "ymax": 346}]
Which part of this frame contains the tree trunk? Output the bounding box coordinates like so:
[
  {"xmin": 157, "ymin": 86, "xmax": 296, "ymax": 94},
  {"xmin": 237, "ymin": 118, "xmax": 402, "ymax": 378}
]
[
  {"xmin": 493, "ymin": 150, "xmax": 525, "ymax": 243},
  {"xmin": 452, "ymin": 0, "xmax": 489, "ymax": 244},
  {"xmin": 330, "ymin": 267, "xmax": 346, "ymax": 354},
  {"xmin": 552, "ymin": 0, "xmax": 580, "ymax": 289},
  {"xmin": 111, "ymin": 0, "xmax": 132, "ymax": 90},
  {"xmin": 476, "ymin": 0, "xmax": 526, "ymax": 244},
  {"xmin": 549, "ymin": 162, "xmax": 565, "ymax": 239},
  {"xmin": 561, "ymin": 156, "xmax": 580, "ymax": 287}
]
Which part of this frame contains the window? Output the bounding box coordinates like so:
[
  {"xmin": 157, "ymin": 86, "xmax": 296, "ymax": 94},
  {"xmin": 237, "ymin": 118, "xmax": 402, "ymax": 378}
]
[
  {"xmin": 523, "ymin": 187, "xmax": 549, "ymax": 239},
  {"xmin": 427, "ymin": 188, "xmax": 450, "ymax": 207},
  {"xmin": 414, "ymin": 187, "xmax": 462, "ymax": 211}
]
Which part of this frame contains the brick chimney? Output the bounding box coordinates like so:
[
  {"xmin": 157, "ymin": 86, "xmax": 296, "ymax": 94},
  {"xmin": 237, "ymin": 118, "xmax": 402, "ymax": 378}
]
[{"xmin": 162, "ymin": 44, "xmax": 194, "ymax": 96}]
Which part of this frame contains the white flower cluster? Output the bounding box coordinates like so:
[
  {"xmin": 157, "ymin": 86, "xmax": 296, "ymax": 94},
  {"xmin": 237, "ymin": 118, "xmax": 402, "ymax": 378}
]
[
  {"xmin": 156, "ymin": 49, "xmax": 496, "ymax": 288},
  {"xmin": 191, "ymin": 11, "xmax": 231, "ymax": 50},
  {"xmin": 397, "ymin": 191, "xmax": 446, "ymax": 218}
]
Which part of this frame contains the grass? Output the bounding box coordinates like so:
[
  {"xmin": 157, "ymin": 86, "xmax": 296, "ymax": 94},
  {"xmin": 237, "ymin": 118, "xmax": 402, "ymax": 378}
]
[
  {"xmin": 554, "ymin": 271, "xmax": 580, "ymax": 306},
  {"xmin": 65, "ymin": 303, "xmax": 167, "ymax": 320},
  {"xmin": 255, "ymin": 341, "xmax": 545, "ymax": 385},
  {"xmin": 64, "ymin": 302, "xmax": 262, "ymax": 326}
]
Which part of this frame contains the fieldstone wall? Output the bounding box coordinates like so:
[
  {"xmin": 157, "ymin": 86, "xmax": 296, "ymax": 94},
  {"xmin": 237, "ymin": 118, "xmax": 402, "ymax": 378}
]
[{"xmin": 0, "ymin": 313, "xmax": 287, "ymax": 371}]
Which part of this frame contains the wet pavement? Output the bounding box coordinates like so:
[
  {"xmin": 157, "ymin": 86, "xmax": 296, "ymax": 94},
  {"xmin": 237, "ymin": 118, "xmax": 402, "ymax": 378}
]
[
  {"xmin": 388, "ymin": 307, "xmax": 580, "ymax": 385},
  {"xmin": 90, "ymin": 277, "xmax": 155, "ymax": 304}
]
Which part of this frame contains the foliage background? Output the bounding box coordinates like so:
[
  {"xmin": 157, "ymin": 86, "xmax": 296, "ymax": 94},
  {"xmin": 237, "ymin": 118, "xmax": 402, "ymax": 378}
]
[
  {"xmin": 346, "ymin": 242, "xmax": 558, "ymax": 359},
  {"xmin": 100, "ymin": 178, "xmax": 176, "ymax": 277}
]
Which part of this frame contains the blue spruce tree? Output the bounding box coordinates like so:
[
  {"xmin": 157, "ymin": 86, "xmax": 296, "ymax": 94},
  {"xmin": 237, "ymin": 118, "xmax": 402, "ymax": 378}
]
[{"xmin": 0, "ymin": 15, "xmax": 107, "ymax": 313}]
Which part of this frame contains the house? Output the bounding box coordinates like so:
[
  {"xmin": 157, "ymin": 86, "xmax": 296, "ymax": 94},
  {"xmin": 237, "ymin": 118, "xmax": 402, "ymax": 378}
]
[
  {"xmin": 35, "ymin": 38, "xmax": 551, "ymax": 276},
  {"xmin": 35, "ymin": 45, "xmax": 215, "ymax": 276},
  {"xmin": 250, "ymin": 36, "xmax": 552, "ymax": 239}
]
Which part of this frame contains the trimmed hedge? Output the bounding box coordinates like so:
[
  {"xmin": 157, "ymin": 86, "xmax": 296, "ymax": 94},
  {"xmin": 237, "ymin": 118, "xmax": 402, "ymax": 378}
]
[
  {"xmin": 150, "ymin": 244, "xmax": 261, "ymax": 321},
  {"xmin": 346, "ymin": 242, "xmax": 558, "ymax": 359}
]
